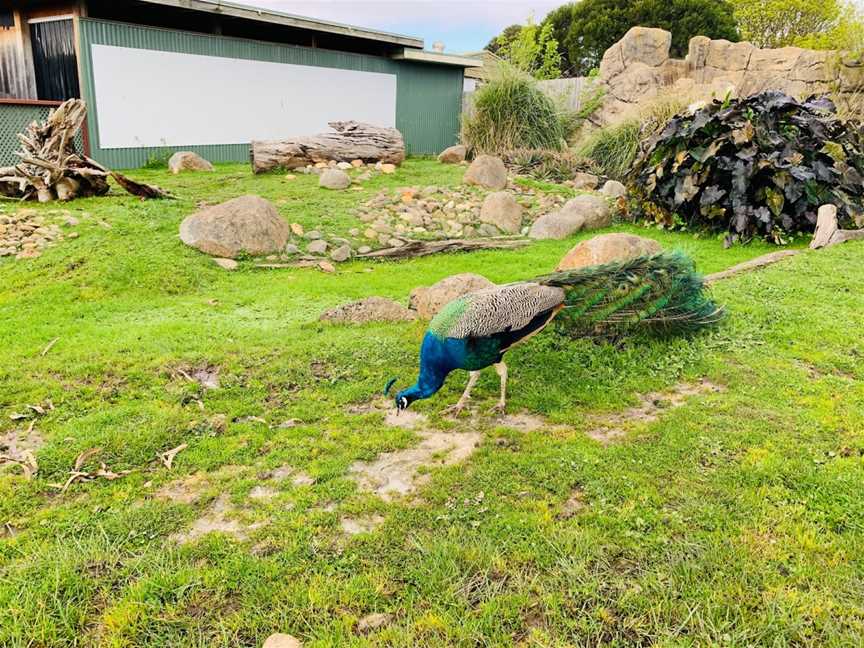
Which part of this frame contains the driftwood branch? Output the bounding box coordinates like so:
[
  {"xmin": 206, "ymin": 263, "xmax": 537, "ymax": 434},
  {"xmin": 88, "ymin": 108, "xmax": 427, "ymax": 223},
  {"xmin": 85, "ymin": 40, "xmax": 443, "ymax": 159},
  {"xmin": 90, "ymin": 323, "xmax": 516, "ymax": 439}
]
[
  {"xmin": 251, "ymin": 121, "xmax": 405, "ymax": 173},
  {"xmin": 704, "ymin": 250, "xmax": 801, "ymax": 284},
  {"xmin": 355, "ymin": 238, "xmax": 530, "ymax": 259},
  {"xmin": 810, "ymin": 204, "xmax": 864, "ymax": 249},
  {"xmin": 2, "ymin": 99, "xmax": 169, "ymax": 201}
]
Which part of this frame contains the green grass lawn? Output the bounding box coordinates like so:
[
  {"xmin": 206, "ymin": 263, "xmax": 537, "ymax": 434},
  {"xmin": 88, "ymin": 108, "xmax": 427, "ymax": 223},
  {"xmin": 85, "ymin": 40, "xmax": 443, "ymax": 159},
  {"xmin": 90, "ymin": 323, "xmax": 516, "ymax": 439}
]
[{"xmin": 1, "ymin": 160, "xmax": 862, "ymax": 647}]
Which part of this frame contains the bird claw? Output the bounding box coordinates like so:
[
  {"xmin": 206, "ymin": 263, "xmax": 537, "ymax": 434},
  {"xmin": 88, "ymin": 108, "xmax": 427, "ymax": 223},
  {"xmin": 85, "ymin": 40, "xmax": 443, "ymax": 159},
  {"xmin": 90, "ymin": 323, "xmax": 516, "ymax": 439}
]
[
  {"xmin": 489, "ymin": 402, "xmax": 506, "ymax": 416},
  {"xmin": 443, "ymin": 403, "xmax": 468, "ymax": 417}
]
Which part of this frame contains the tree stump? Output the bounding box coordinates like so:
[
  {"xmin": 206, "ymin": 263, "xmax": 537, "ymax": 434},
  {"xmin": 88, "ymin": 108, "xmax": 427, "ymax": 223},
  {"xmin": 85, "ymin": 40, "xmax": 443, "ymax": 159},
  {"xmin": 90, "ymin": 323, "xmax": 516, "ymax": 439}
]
[
  {"xmin": 251, "ymin": 121, "xmax": 405, "ymax": 174},
  {"xmin": 810, "ymin": 204, "xmax": 864, "ymax": 249}
]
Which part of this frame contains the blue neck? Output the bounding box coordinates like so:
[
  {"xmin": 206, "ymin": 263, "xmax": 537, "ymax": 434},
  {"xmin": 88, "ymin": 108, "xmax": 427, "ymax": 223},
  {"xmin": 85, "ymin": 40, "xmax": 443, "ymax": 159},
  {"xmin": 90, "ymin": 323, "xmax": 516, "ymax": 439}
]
[{"xmin": 400, "ymin": 332, "xmax": 461, "ymax": 403}]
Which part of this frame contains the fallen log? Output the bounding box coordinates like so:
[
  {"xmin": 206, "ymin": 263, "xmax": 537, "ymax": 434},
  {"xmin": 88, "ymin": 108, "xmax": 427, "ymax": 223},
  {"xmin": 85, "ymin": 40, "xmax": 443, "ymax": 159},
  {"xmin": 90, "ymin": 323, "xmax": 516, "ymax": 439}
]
[
  {"xmin": 704, "ymin": 250, "xmax": 801, "ymax": 284},
  {"xmin": 251, "ymin": 121, "xmax": 405, "ymax": 174},
  {"xmin": 810, "ymin": 204, "xmax": 864, "ymax": 249}
]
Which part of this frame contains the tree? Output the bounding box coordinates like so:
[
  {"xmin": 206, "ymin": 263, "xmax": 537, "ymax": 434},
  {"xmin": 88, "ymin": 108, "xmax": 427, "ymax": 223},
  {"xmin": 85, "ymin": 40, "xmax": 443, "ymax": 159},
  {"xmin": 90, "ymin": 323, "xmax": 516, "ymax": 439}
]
[
  {"xmin": 485, "ymin": 24, "xmax": 522, "ymax": 55},
  {"xmin": 731, "ymin": 0, "xmax": 862, "ymax": 50},
  {"xmin": 493, "ymin": 16, "xmax": 563, "ymax": 80},
  {"xmin": 562, "ymin": 0, "xmax": 739, "ymax": 76}
]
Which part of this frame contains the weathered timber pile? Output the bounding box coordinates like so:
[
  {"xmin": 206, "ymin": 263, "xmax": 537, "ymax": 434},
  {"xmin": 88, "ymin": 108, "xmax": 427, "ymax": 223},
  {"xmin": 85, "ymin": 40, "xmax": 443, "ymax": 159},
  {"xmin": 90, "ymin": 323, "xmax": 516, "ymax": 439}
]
[
  {"xmin": 0, "ymin": 99, "xmax": 169, "ymax": 202},
  {"xmin": 251, "ymin": 121, "xmax": 405, "ymax": 174}
]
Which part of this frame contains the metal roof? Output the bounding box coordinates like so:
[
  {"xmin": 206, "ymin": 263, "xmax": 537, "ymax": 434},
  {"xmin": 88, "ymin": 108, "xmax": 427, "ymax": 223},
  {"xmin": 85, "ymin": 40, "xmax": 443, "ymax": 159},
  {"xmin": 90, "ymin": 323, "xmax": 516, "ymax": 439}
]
[
  {"xmin": 133, "ymin": 0, "xmax": 425, "ymax": 49},
  {"xmin": 392, "ymin": 48, "xmax": 483, "ymax": 68}
]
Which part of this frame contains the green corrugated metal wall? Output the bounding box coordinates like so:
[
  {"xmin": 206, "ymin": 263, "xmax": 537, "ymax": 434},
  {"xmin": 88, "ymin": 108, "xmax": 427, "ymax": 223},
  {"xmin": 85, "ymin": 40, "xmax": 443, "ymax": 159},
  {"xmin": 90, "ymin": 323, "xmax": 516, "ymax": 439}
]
[{"xmin": 77, "ymin": 18, "xmax": 463, "ymax": 169}]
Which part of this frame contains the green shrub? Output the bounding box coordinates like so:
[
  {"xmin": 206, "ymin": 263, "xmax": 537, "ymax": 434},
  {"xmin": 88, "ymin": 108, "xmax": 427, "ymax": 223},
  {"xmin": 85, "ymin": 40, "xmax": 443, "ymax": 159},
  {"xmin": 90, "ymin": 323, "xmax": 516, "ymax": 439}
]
[
  {"xmin": 576, "ymin": 94, "xmax": 691, "ymax": 179},
  {"xmin": 462, "ymin": 64, "xmax": 574, "ymax": 153},
  {"xmin": 502, "ymin": 148, "xmax": 599, "ymax": 182},
  {"xmin": 142, "ymin": 148, "xmax": 173, "ymax": 169}
]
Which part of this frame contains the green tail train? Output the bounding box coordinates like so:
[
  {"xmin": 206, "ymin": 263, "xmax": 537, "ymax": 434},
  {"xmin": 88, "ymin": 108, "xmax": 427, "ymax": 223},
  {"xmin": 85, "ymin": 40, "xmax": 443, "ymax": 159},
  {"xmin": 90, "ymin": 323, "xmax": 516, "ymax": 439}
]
[{"xmin": 535, "ymin": 252, "xmax": 724, "ymax": 337}]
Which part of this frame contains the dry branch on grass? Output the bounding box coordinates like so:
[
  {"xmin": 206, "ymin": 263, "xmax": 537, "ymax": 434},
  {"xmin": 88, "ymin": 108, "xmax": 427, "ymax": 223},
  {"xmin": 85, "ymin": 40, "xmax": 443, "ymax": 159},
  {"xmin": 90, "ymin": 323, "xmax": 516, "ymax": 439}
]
[{"xmin": 0, "ymin": 99, "xmax": 169, "ymax": 202}]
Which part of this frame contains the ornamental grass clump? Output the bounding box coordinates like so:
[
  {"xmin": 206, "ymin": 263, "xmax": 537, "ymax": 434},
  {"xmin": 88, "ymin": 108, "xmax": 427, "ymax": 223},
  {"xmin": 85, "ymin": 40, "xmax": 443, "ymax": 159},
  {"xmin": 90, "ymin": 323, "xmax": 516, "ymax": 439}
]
[
  {"xmin": 462, "ymin": 64, "xmax": 574, "ymax": 153},
  {"xmin": 630, "ymin": 91, "xmax": 864, "ymax": 244}
]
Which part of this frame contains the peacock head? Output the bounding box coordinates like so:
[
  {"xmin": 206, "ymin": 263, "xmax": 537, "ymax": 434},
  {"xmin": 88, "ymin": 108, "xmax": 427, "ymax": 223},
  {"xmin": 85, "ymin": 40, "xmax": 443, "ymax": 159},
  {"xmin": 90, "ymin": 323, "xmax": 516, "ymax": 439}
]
[{"xmin": 384, "ymin": 377, "xmax": 420, "ymax": 412}]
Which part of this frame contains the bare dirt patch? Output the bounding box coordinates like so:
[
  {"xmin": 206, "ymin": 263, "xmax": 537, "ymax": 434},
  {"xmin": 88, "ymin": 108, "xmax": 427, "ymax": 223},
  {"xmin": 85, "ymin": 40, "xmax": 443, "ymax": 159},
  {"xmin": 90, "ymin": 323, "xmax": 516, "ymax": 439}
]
[
  {"xmin": 340, "ymin": 514, "xmax": 385, "ymax": 535},
  {"xmin": 348, "ymin": 397, "xmax": 428, "ymax": 430},
  {"xmin": 586, "ymin": 379, "xmax": 724, "ymax": 444},
  {"xmin": 350, "ymin": 430, "xmax": 481, "ymax": 501},
  {"xmin": 0, "ymin": 427, "xmax": 45, "ymax": 463},
  {"xmin": 557, "ymin": 489, "xmax": 586, "ymax": 519},
  {"xmin": 496, "ymin": 413, "xmax": 553, "ymax": 433},
  {"xmin": 155, "ymin": 472, "xmax": 210, "ymax": 504},
  {"xmin": 171, "ymin": 494, "xmax": 266, "ymax": 544}
]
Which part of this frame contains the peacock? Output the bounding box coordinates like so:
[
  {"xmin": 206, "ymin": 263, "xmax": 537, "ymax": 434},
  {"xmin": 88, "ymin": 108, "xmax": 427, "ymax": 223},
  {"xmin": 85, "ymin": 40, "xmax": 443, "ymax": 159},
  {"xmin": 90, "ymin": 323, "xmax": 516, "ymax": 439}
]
[{"xmin": 386, "ymin": 252, "xmax": 723, "ymax": 414}]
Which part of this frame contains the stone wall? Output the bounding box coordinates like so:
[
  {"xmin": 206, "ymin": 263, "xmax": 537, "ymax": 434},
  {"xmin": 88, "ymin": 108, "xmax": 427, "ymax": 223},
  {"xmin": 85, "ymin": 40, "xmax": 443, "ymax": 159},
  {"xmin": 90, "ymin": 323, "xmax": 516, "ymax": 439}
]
[{"xmin": 593, "ymin": 27, "xmax": 864, "ymax": 126}]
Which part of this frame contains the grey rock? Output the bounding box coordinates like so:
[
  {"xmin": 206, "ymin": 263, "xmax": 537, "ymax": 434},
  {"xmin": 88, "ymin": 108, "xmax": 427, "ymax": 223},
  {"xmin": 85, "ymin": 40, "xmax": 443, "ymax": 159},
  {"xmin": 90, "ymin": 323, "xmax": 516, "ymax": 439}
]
[
  {"xmin": 463, "ymin": 155, "xmax": 507, "ymax": 190},
  {"xmin": 479, "ymin": 191, "xmax": 523, "ymax": 234},
  {"xmin": 305, "ymin": 230, "xmax": 322, "ymax": 240},
  {"xmin": 330, "ymin": 244, "xmax": 351, "ymax": 262},
  {"xmin": 409, "ymin": 273, "xmax": 495, "ymax": 318},
  {"xmin": 307, "ymin": 240, "xmax": 328, "ymax": 255},
  {"xmin": 284, "ymin": 243, "xmax": 300, "ymax": 254},
  {"xmin": 601, "ymin": 180, "xmax": 627, "ymax": 198},
  {"xmin": 529, "ymin": 195, "xmax": 611, "ymax": 240},
  {"xmin": 179, "ymin": 195, "xmax": 289, "ymax": 258},
  {"xmin": 319, "ymin": 168, "xmax": 351, "ymax": 190},
  {"xmin": 438, "ymin": 144, "xmax": 467, "ymax": 164},
  {"xmin": 557, "ymin": 233, "xmax": 662, "ymax": 270},
  {"xmin": 320, "ymin": 297, "xmax": 417, "ymax": 323},
  {"xmin": 572, "ymin": 172, "xmax": 600, "ymax": 190},
  {"xmin": 168, "ymin": 151, "xmax": 214, "ymax": 174}
]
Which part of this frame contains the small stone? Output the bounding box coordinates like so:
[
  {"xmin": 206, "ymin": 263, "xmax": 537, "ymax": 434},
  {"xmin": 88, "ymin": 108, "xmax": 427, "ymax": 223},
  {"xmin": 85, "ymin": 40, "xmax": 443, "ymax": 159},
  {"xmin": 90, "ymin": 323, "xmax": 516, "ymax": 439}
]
[
  {"xmin": 356, "ymin": 612, "xmax": 394, "ymax": 635},
  {"xmin": 348, "ymin": 228, "xmax": 360, "ymax": 237},
  {"xmin": 464, "ymin": 155, "xmax": 507, "ymax": 190},
  {"xmin": 314, "ymin": 162, "xmax": 329, "ymax": 169},
  {"xmin": 290, "ymin": 223, "xmax": 304, "ymax": 236},
  {"xmin": 336, "ymin": 161, "xmax": 353, "ymax": 170},
  {"xmin": 601, "ymin": 180, "xmax": 627, "ymax": 198},
  {"xmin": 364, "ymin": 228, "xmax": 377, "ymax": 239},
  {"xmin": 330, "ymin": 244, "xmax": 351, "ymax": 262},
  {"xmin": 63, "ymin": 215, "xmax": 79, "ymax": 226},
  {"xmin": 356, "ymin": 171, "xmax": 373, "ymax": 182},
  {"xmin": 351, "ymin": 159, "xmax": 364, "ymax": 167},
  {"xmin": 262, "ymin": 633, "xmax": 303, "ymax": 648},
  {"xmin": 387, "ymin": 238, "xmax": 405, "ymax": 248},
  {"xmin": 318, "ymin": 261, "xmax": 336, "ymax": 273},
  {"xmin": 357, "ymin": 245, "xmax": 372, "ymax": 254},
  {"xmin": 212, "ymin": 257, "xmax": 238, "ymax": 270},
  {"xmin": 284, "ymin": 174, "xmax": 296, "ymax": 180},
  {"xmin": 305, "ymin": 230, "xmax": 322, "ymax": 240},
  {"xmin": 320, "ymin": 169, "xmax": 351, "ymax": 190},
  {"xmin": 572, "ymin": 172, "xmax": 600, "ymax": 190},
  {"xmin": 284, "ymin": 243, "xmax": 299, "ymax": 254},
  {"xmin": 380, "ymin": 164, "xmax": 397, "ymax": 174},
  {"xmin": 307, "ymin": 240, "xmax": 328, "ymax": 255}
]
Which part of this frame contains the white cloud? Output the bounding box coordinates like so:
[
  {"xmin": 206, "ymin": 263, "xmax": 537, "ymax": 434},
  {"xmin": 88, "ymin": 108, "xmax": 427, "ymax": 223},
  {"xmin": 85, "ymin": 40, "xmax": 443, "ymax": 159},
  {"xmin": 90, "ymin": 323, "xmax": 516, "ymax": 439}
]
[{"xmin": 230, "ymin": 0, "xmax": 561, "ymax": 41}]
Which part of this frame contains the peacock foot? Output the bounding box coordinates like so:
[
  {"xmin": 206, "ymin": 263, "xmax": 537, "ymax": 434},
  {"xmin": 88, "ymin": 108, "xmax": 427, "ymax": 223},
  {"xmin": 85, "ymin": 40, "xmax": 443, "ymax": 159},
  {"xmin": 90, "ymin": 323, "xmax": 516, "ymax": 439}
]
[
  {"xmin": 489, "ymin": 401, "xmax": 506, "ymax": 416},
  {"xmin": 443, "ymin": 402, "xmax": 469, "ymax": 417}
]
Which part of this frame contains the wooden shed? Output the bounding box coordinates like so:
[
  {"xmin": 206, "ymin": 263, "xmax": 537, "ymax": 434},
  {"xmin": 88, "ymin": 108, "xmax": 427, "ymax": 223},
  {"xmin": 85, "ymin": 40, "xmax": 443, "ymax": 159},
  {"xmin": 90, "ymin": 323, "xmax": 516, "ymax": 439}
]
[{"xmin": 0, "ymin": 0, "xmax": 479, "ymax": 167}]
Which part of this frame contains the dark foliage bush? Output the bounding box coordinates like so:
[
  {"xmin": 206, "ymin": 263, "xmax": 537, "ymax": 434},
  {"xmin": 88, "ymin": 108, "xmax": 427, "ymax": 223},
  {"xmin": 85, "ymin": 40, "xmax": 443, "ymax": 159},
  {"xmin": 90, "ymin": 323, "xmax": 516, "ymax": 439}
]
[{"xmin": 630, "ymin": 92, "xmax": 864, "ymax": 244}]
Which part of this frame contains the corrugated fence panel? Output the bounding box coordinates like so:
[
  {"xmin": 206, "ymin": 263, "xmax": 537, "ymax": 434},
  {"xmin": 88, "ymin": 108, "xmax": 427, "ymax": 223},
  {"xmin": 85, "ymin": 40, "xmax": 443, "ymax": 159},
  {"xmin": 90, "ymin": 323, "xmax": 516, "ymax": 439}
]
[
  {"xmin": 77, "ymin": 18, "xmax": 462, "ymax": 168},
  {"xmin": 0, "ymin": 102, "xmax": 84, "ymax": 166},
  {"xmin": 396, "ymin": 62, "xmax": 463, "ymax": 155}
]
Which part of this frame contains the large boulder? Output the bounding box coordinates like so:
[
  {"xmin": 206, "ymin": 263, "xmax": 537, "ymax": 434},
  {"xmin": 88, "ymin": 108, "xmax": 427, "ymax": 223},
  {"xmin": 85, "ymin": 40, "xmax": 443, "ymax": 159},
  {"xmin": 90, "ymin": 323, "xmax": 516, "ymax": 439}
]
[
  {"xmin": 320, "ymin": 297, "xmax": 417, "ymax": 323},
  {"xmin": 319, "ymin": 168, "xmax": 351, "ymax": 190},
  {"xmin": 463, "ymin": 155, "xmax": 507, "ymax": 190},
  {"xmin": 556, "ymin": 233, "xmax": 662, "ymax": 270},
  {"xmin": 479, "ymin": 191, "xmax": 523, "ymax": 234},
  {"xmin": 528, "ymin": 195, "xmax": 611, "ymax": 240},
  {"xmin": 409, "ymin": 273, "xmax": 495, "ymax": 319},
  {"xmin": 179, "ymin": 195, "xmax": 289, "ymax": 258},
  {"xmin": 168, "ymin": 151, "xmax": 214, "ymax": 174},
  {"xmin": 438, "ymin": 144, "xmax": 467, "ymax": 164}
]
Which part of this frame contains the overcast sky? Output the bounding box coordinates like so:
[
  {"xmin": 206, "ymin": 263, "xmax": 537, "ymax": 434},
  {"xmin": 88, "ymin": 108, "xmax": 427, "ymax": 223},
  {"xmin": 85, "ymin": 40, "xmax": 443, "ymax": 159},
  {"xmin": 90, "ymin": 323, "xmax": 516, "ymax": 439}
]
[{"xmin": 231, "ymin": 0, "xmax": 561, "ymax": 53}]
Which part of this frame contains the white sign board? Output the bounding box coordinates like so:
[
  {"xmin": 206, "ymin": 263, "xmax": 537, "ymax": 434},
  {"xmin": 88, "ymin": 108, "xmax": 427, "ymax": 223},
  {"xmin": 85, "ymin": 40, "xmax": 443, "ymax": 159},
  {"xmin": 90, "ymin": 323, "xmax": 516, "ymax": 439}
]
[{"xmin": 90, "ymin": 44, "xmax": 398, "ymax": 149}]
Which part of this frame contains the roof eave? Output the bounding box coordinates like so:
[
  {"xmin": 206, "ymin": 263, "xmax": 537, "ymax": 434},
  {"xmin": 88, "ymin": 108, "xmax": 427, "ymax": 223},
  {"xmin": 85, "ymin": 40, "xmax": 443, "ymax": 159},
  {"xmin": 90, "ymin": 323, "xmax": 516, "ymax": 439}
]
[
  {"xmin": 133, "ymin": 0, "xmax": 425, "ymax": 49},
  {"xmin": 391, "ymin": 48, "xmax": 483, "ymax": 68}
]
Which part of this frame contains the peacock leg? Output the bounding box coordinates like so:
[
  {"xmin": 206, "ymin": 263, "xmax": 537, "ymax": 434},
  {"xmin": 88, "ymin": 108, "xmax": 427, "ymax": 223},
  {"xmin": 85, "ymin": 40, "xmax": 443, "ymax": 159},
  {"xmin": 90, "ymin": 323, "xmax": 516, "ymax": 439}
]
[
  {"xmin": 490, "ymin": 362, "xmax": 508, "ymax": 414},
  {"xmin": 443, "ymin": 371, "xmax": 480, "ymax": 416}
]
